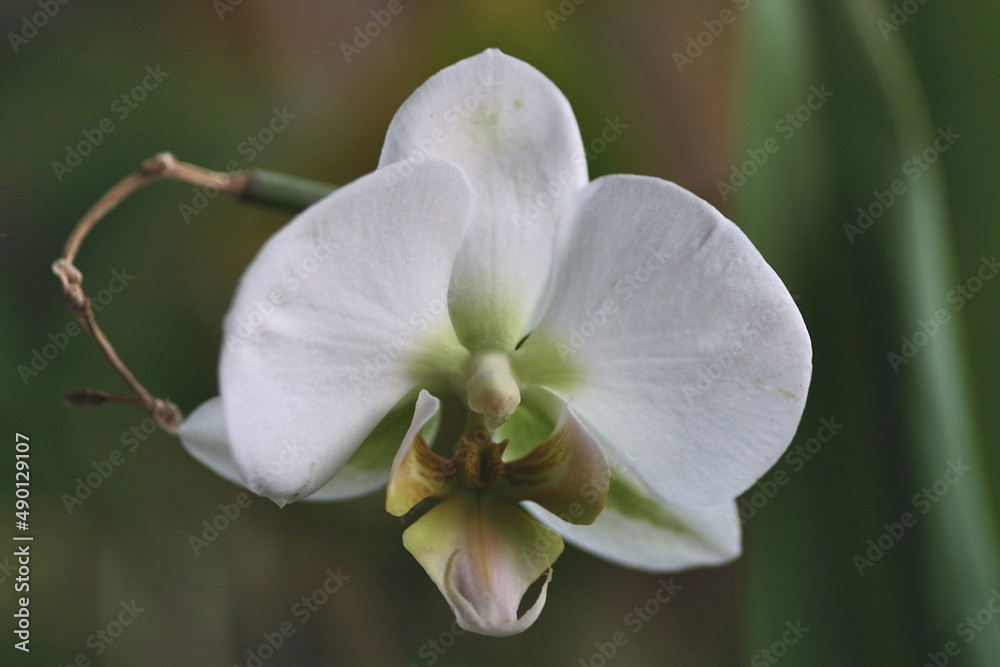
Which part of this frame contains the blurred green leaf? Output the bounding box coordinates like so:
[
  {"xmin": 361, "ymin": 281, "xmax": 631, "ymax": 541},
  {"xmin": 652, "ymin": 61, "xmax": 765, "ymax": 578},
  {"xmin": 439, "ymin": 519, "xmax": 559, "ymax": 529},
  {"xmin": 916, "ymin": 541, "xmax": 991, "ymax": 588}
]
[{"xmin": 738, "ymin": 0, "xmax": 1000, "ymax": 663}]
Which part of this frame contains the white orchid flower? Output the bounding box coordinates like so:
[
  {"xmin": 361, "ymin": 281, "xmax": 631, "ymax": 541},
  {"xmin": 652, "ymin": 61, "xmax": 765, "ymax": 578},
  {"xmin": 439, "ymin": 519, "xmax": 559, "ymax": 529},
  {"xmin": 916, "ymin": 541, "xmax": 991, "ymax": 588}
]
[{"xmin": 179, "ymin": 49, "xmax": 811, "ymax": 637}]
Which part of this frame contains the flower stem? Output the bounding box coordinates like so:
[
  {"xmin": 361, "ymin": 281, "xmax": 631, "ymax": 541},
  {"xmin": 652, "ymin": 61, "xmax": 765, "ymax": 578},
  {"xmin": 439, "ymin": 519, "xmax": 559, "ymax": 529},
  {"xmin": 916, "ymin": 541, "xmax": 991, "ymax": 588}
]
[
  {"xmin": 240, "ymin": 168, "xmax": 337, "ymax": 211},
  {"xmin": 52, "ymin": 153, "xmax": 338, "ymax": 432}
]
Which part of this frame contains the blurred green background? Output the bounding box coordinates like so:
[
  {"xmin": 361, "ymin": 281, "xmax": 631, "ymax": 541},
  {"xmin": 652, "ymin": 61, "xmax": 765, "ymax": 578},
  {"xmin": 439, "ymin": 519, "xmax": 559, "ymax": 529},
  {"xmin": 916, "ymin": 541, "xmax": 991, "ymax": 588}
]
[{"xmin": 2, "ymin": 0, "xmax": 999, "ymax": 665}]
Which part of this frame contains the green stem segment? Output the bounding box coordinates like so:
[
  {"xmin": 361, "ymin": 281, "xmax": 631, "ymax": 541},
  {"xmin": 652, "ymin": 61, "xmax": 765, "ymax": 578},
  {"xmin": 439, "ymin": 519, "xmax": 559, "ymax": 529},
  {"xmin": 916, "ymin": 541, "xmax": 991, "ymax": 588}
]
[{"xmin": 241, "ymin": 168, "xmax": 338, "ymax": 211}]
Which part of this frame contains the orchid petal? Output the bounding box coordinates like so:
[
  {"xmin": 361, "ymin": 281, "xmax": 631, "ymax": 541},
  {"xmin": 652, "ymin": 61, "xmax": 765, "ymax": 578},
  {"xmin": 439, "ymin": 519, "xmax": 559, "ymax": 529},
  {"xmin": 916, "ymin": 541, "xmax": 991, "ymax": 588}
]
[
  {"xmin": 178, "ymin": 397, "xmax": 242, "ymax": 487},
  {"xmin": 517, "ymin": 174, "xmax": 811, "ymax": 507},
  {"xmin": 379, "ymin": 49, "xmax": 588, "ymax": 350},
  {"xmin": 494, "ymin": 386, "xmax": 567, "ymax": 461},
  {"xmin": 178, "ymin": 395, "xmax": 419, "ymax": 502},
  {"xmin": 385, "ymin": 390, "xmax": 455, "ymax": 516},
  {"xmin": 525, "ymin": 466, "xmax": 741, "ymax": 572},
  {"xmin": 402, "ymin": 492, "xmax": 563, "ymax": 636},
  {"xmin": 219, "ymin": 159, "xmax": 472, "ymax": 504},
  {"xmin": 503, "ymin": 404, "xmax": 610, "ymax": 525},
  {"xmin": 491, "ymin": 387, "xmax": 738, "ymax": 569}
]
